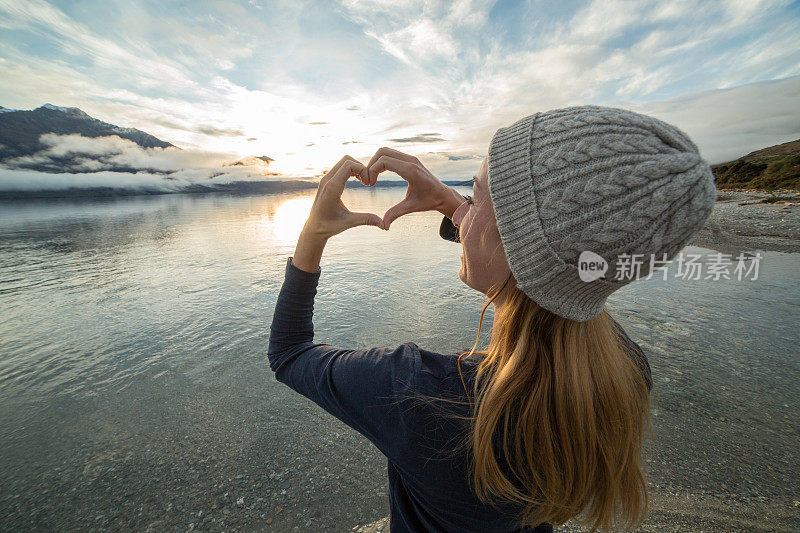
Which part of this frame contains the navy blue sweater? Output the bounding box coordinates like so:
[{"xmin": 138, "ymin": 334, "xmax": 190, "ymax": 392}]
[{"xmin": 267, "ymin": 257, "xmax": 652, "ymax": 532}]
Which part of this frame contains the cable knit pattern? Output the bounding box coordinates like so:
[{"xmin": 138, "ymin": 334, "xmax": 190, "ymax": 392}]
[{"xmin": 487, "ymin": 105, "xmax": 717, "ymax": 321}]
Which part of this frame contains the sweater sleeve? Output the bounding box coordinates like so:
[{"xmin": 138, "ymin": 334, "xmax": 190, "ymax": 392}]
[{"xmin": 267, "ymin": 257, "xmax": 421, "ymax": 461}]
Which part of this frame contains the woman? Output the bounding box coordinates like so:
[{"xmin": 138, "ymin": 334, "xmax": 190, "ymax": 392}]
[{"xmin": 268, "ymin": 105, "xmax": 717, "ymax": 532}]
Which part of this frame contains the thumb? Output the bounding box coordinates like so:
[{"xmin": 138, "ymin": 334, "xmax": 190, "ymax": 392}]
[
  {"xmin": 382, "ymin": 201, "xmax": 414, "ymax": 230},
  {"xmin": 349, "ymin": 211, "xmax": 384, "ymax": 230}
]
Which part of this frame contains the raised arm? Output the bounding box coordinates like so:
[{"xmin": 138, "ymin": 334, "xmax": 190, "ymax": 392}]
[
  {"xmin": 267, "ymin": 154, "xmax": 430, "ymax": 462},
  {"xmin": 267, "ymin": 255, "xmax": 423, "ymax": 462},
  {"xmin": 267, "ymin": 257, "xmax": 319, "ymax": 354},
  {"xmin": 290, "ymin": 155, "xmax": 383, "ymax": 272}
]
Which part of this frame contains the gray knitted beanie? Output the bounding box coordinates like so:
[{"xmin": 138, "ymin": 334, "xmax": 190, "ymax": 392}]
[{"xmin": 487, "ymin": 105, "xmax": 717, "ymax": 322}]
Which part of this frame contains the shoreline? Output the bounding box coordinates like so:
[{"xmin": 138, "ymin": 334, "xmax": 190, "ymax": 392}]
[
  {"xmin": 1, "ymin": 184, "xmax": 796, "ymax": 254},
  {"xmin": 0, "ymin": 179, "xmax": 467, "ymax": 201}
]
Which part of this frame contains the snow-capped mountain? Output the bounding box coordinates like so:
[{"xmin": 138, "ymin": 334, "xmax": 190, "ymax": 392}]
[{"xmin": 0, "ymin": 104, "xmax": 173, "ymax": 171}]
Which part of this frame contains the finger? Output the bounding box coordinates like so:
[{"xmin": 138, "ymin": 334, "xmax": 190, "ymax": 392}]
[
  {"xmin": 368, "ymin": 155, "xmax": 418, "ymax": 186},
  {"xmin": 367, "ymin": 148, "xmax": 419, "ymax": 184},
  {"xmin": 347, "ymin": 210, "xmax": 384, "ymax": 230},
  {"xmin": 322, "ymin": 159, "xmax": 369, "ymax": 199},
  {"xmin": 321, "ymin": 155, "xmax": 368, "ymax": 185},
  {"xmin": 367, "ymin": 147, "xmax": 418, "ymax": 167},
  {"xmin": 320, "ymin": 155, "xmax": 351, "ymax": 180},
  {"xmin": 382, "ymin": 199, "xmax": 417, "ymax": 230}
]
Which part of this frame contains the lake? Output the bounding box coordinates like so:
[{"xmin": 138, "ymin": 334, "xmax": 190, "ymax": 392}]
[{"xmin": 0, "ymin": 187, "xmax": 798, "ymax": 531}]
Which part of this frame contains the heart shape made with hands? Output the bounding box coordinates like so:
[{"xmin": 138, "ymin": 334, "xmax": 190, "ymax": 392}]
[
  {"xmin": 312, "ymin": 148, "xmax": 453, "ymax": 237},
  {"xmin": 309, "ymin": 156, "xmax": 384, "ymax": 236},
  {"xmin": 363, "ymin": 147, "xmax": 451, "ymax": 231}
]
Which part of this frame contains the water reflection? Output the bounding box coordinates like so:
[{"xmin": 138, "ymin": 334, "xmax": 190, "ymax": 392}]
[
  {"xmin": 0, "ymin": 189, "xmax": 477, "ymax": 402},
  {"xmin": 271, "ymin": 197, "xmax": 314, "ymax": 244}
]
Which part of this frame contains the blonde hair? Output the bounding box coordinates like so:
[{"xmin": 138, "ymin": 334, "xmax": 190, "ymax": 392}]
[{"xmin": 411, "ymin": 272, "xmax": 653, "ymax": 531}]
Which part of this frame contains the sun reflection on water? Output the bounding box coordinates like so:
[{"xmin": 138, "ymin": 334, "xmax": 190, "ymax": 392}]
[{"xmin": 272, "ymin": 197, "xmax": 314, "ymax": 244}]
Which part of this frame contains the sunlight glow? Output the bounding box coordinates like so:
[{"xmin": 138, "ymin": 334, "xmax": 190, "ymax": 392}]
[{"xmin": 272, "ymin": 197, "xmax": 314, "ymax": 244}]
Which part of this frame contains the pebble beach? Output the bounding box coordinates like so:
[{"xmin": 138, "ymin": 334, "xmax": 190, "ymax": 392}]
[{"xmin": 693, "ymin": 189, "xmax": 800, "ymax": 254}]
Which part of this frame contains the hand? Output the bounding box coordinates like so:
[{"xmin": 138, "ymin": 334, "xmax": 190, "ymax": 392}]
[
  {"xmin": 366, "ymin": 147, "xmax": 458, "ymax": 230},
  {"xmin": 302, "ymin": 155, "xmax": 385, "ymax": 240}
]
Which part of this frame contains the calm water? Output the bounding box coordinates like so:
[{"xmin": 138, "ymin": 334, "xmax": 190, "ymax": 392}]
[{"xmin": 1, "ymin": 188, "xmax": 798, "ymax": 531}]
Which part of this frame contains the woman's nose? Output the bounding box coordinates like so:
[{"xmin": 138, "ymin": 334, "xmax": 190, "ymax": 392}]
[{"xmin": 452, "ymin": 197, "xmax": 470, "ymax": 228}]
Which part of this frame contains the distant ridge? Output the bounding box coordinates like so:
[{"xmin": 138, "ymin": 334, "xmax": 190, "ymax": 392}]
[
  {"xmin": 0, "ymin": 178, "xmax": 474, "ymax": 200},
  {"xmin": 740, "ymin": 139, "xmax": 800, "ymax": 160},
  {"xmin": 712, "ymin": 138, "xmax": 800, "ymax": 190}
]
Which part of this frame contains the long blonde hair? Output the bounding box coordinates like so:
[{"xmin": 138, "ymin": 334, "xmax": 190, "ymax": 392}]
[{"xmin": 440, "ymin": 273, "xmax": 652, "ymax": 532}]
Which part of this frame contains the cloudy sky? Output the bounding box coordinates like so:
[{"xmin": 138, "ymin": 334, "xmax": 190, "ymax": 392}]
[{"xmin": 1, "ymin": 0, "xmax": 799, "ymax": 178}]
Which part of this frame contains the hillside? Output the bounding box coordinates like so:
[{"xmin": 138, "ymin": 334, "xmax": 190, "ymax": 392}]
[{"xmin": 712, "ymin": 138, "xmax": 800, "ymax": 190}]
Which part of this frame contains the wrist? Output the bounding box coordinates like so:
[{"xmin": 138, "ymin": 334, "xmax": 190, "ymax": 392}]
[
  {"xmin": 436, "ymin": 185, "xmax": 467, "ymax": 219},
  {"xmin": 293, "ymin": 229, "xmax": 328, "ymax": 273},
  {"xmin": 298, "ymin": 225, "xmax": 329, "ymax": 244},
  {"xmin": 299, "ymin": 220, "xmax": 330, "ymax": 242}
]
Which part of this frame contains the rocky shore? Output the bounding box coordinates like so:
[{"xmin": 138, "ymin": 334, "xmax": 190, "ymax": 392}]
[{"xmin": 692, "ymin": 188, "xmax": 800, "ymax": 253}]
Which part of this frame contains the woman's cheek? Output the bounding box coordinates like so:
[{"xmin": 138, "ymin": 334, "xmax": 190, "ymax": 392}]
[{"xmin": 452, "ymin": 201, "xmax": 470, "ymax": 228}]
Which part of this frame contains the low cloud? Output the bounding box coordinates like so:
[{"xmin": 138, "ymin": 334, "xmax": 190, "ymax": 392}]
[
  {"xmin": 6, "ymin": 133, "xmax": 231, "ymax": 172},
  {"xmin": 0, "ymin": 133, "xmax": 284, "ymax": 191},
  {"xmin": 387, "ymin": 133, "xmax": 444, "ymax": 143},
  {"xmin": 0, "ymin": 167, "xmax": 277, "ymax": 192},
  {"xmin": 429, "ymin": 152, "xmax": 483, "ymax": 161},
  {"xmin": 196, "ymin": 125, "xmax": 245, "ymax": 137}
]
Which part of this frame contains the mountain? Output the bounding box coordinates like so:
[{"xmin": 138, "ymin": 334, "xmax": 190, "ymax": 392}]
[
  {"xmin": 0, "ymin": 104, "xmax": 173, "ymax": 171},
  {"xmin": 712, "ymin": 138, "xmax": 800, "ymax": 190}
]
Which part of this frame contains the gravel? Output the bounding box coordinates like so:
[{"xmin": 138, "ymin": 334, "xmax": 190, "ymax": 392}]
[{"xmin": 692, "ymin": 189, "xmax": 800, "ymax": 254}]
